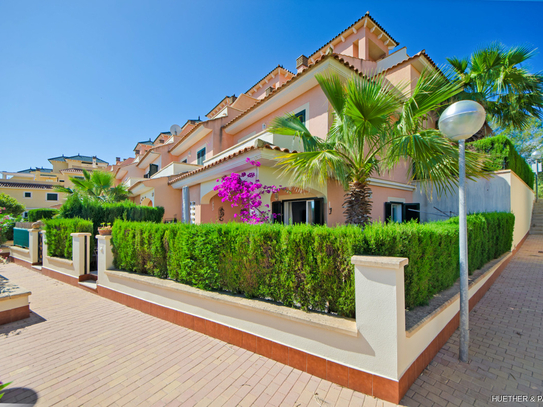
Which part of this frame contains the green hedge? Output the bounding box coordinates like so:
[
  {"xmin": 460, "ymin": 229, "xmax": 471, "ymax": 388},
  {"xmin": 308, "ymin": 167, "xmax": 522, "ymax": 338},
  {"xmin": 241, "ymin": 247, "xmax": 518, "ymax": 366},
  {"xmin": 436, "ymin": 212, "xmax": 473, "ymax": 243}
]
[
  {"xmin": 28, "ymin": 208, "xmax": 58, "ymax": 222},
  {"xmin": 44, "ymin": 218, "xmax": 93, "ymax": 259},
  {"xmin": 470, "ymin": 135, "xmax": 535, "ymax": 188},
  {"xmin": 111, "ymin": 212, "xmax": 514, "ymax": 317},
  {"xmin": 59, "ymin": 198, "xmax": 164, "ymax": 235}
]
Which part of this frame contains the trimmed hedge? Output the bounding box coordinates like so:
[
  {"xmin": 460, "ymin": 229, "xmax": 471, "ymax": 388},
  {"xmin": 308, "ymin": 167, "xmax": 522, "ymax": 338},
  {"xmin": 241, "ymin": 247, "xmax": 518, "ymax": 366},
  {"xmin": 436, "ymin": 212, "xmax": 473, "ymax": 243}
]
[
  {"xmin": 45, "ymin": 218, "xmax": 93, "ymax": 259},
  {"xmin": 470, "ymin": 135, "xmax": 535, "ymax": 188},
  {"xmin": 28, "ymin": 208, "xmax": 58, "ymax": 222},
  {"xmin": 111, "ymin": 212, "xmax": 514, "ymax": 317},
  {"xmin": 59, "ymin": 198, "xmax": 164, "ymax": 235}
]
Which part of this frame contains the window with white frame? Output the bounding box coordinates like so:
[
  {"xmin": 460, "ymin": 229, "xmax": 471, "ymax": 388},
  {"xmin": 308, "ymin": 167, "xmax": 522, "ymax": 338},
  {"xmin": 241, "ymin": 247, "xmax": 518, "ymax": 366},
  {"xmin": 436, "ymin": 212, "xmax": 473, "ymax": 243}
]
[
  {"xmin": 24, "ymin": 191, "xmax": 32, "ymax": 198},
  {"xmin": 46, "ymin": 193, "xmax": 58, "ymax": 201}
]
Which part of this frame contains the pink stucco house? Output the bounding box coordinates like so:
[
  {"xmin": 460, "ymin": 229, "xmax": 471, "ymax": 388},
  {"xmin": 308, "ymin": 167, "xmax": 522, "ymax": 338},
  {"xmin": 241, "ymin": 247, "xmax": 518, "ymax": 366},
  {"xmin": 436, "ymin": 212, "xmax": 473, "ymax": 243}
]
[{"xmin": 112, "ymin": 13, "xmax": 441, "ymax": 225}]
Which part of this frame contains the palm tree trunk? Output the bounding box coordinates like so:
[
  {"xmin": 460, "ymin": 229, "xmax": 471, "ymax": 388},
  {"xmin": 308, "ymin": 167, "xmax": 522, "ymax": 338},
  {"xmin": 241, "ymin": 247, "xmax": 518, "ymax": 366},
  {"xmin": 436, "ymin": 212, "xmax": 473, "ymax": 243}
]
[{"xmin": 342, "ymin": 181, "xmax": 372, "ymax": 225}]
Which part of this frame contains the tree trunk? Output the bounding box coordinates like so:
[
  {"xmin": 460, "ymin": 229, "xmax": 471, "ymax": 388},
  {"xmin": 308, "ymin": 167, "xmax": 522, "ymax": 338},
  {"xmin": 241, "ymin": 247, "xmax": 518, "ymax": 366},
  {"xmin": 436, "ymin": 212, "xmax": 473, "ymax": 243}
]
[{"xmin": 342, "ymin": 181, "xmax": 372, "ymax": 225}]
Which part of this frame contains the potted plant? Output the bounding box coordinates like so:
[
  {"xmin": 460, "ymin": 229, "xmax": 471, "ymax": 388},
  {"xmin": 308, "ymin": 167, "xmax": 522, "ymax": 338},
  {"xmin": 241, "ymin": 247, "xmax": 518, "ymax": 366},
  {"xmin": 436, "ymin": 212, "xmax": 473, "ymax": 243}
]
[{"xmin": 98, "ymin": 222, "xmax": 112, "ymax": 236}]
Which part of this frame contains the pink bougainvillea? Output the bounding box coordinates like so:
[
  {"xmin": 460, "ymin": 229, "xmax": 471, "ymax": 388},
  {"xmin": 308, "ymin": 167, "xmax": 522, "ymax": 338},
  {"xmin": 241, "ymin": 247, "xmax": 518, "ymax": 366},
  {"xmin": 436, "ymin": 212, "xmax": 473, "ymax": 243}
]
[{"xmin": 213, "ymin": 158, "xmax": 282, "ymax": 224}]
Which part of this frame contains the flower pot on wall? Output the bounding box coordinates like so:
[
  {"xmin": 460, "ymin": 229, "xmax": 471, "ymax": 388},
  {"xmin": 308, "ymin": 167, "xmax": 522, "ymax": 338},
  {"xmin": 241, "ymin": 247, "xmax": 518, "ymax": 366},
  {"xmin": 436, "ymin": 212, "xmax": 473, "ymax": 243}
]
[{"xmin": 98, "ymin": 228, "xmax": 112, "ymax": 236}]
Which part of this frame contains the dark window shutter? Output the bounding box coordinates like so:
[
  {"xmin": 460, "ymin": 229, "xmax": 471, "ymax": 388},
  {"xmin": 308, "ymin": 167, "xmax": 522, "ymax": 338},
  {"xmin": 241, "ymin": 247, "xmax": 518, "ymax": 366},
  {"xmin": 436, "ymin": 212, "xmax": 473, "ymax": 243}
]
[
  {"xmin": 384, "ymin": 202, "xmax": 392, "ymax": 223},
  {"xmin": 403, "ymin": 203, "xmax": 420, "ymax": 222}
]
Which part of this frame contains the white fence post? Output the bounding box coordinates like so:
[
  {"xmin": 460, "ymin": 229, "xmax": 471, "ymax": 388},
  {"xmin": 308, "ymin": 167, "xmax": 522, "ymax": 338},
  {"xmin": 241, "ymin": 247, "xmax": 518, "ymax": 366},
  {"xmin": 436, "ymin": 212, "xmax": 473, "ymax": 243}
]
[
  {"xmin": 71, "ymin": 233, "xmax": 91, "ymax": 277},
  {"xmin": 97, "ymin": 235, "xmax": 113, "ymax": 281},
  {"xmin": 351, "ymin": 255, "xmax": 408, "ymax": 381},
  {"xmin": 28, "ymin": 229, "xmax": 40, "ymax": 264}
]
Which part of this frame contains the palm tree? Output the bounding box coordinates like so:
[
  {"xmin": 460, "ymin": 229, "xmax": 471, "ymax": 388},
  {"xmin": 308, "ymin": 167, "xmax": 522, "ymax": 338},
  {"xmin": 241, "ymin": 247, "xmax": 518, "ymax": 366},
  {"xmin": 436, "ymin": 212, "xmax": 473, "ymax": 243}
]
[
  {"xmin": 55, "ymin": 169, "xmax": 130, "ymax": 203},
  {"xmin": 448, "ymin": 43, "xmax": 543, "ymax": 130},
  {"xmin": 269, "ymin": 70, "xmax": 487, "ymax": 225}
]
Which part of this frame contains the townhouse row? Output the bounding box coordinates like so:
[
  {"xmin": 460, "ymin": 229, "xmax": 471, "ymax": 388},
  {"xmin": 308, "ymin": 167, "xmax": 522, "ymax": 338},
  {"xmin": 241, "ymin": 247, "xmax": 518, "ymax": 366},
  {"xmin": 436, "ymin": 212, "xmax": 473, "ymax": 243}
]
[{"xmin": 113, "ymin": 13, "xmax": 432, "ymax": 226}]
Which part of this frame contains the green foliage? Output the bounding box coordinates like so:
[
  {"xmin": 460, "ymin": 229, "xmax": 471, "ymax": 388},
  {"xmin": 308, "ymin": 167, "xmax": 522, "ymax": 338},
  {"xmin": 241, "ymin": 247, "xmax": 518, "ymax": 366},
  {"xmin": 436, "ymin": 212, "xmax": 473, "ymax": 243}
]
[
  {"xmin": 28, "ymin": 208, "xmax": 59, "ymax": 222},
  {"xmin": 470, "ymin": 135, "xmax": 535, "ymax": 187},
  {"xmin": 448, "ymin": 43, "xmax": 543, "ymax": 130},
  {"xmin": 0, "ymin": 215, "xmax": 22, "ymax": 243},
  {"xmin": 112, "ymin": 212, "xmax": 514, "ymax": 317},
  {"xmin": 44, "ymin": 218, "xmax": 93, "ymax": 259},
  {"xmin": 0, "ymin": 193, "xmax": 25, "ymax": 217},
  {"xmin": 54, "ymin": 169, "xmax": 130, "ymax": 203},
  {"xmin": 495, "ymin": 117, "xmax": 543, "ymax": 160},
  {"xmin": 59, "ymin": 196, "xmax": 164, "ymax": 235}
]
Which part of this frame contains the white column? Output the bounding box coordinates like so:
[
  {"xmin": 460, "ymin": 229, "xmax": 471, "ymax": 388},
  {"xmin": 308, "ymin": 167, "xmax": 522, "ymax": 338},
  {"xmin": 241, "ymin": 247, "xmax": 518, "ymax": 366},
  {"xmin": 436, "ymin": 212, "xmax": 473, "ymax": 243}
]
[
  {"xmin": 97, "ymin": 235, "xmax": 113, "ymax": 281},
  {"xmin": 351, "ymin": 255, "xmax": 408, "ymax": 380},
  {"xmin": 71, "ymin": 233, "xmax": 91, "ymax": 276},
  {"xmin": 28, "ymin": 229, "xmax": 40, "ymax": 264}
]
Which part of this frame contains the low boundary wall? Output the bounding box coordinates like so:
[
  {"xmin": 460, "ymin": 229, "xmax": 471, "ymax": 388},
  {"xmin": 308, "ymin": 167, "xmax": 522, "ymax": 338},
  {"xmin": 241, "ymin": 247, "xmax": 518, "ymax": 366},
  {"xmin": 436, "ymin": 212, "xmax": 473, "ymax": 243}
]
[{"xmin": 10, "ymin": 231, "xmax": 528, "ymax": 403}]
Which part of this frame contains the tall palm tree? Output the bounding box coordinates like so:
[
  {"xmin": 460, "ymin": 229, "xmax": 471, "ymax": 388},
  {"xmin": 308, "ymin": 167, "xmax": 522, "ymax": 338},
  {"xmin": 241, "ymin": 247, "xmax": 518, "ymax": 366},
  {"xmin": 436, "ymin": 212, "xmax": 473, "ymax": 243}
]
[
  {"xmin": 448, "ymin": 43, "xmax": 543, "ymax": 130},
  {"xmin": 270, "ymin": 70, "xmax": 487, "ymax": 225},
  {"xmin": 55, "ymin": 169, "xmax": 130, "ymax": 203}
]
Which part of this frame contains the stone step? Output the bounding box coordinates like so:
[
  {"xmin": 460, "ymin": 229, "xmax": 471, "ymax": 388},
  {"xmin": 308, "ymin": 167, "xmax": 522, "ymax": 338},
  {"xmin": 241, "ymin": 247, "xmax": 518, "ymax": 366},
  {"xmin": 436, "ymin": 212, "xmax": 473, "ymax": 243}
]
[{"xmin": 78, "ymin": 280, "xmax": 97, "ymax": 291}]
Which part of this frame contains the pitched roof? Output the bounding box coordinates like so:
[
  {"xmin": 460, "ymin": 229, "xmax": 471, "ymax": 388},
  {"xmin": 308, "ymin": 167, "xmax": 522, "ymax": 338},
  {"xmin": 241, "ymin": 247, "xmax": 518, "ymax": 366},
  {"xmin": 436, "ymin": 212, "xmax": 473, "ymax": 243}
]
[
  {"xmin": 133, "ymin": 140, "xmax": 154, "ymax": 151},
  {"xmin": 17, "ymin": 167, "xmax": 53, "ymax": 173},
  {"xmin": 307, "ymin": 12, "xmax": 399, "ymax": 61},
  {"xmin": 168, "ymin": 143, "xmax": 297, "ymax": 185},
  {"xmin": 206, "ymin": 95, "xmax": 237, "ymax": 119},
  {"xmin": 48, "ymin": 154, "xmax": 108, "ymax": 164},
  {"xmin": 0, "ymin": 182, "xmax": 54, "ymax": 190},
  {"xmin": 224, "ymin": 53, "xmax": 369, "ymax": 130},
  {"xmin": 245, "ymin": 65, "xmax": 295, "ymax": 96}
]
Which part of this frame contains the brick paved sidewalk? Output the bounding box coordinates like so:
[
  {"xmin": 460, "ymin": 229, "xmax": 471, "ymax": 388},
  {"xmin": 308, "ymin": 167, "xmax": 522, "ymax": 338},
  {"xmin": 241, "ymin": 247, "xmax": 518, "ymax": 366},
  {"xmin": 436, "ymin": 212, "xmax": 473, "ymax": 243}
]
[
  {"xmin": 0, "ymin": 263, "xmax": 391, "ymax": 407},
  {"xmin": 401, "ymin": 235, "xmax": 543, "ymax": 407},
  {"xmin": 2, "ymin": 235, "xmax": 542, "ymax": 406}
]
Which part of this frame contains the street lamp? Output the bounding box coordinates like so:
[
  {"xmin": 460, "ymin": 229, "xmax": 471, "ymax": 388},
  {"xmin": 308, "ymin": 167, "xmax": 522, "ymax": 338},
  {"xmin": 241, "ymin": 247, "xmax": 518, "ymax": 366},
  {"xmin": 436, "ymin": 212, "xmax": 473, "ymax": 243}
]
[
  {"xmin": 439, "ymin": 100, "xmax": 486, "ymax": 363},
  {"xmin": 532, "ymin": 150, "xmax": 542, "ymax": 202}
]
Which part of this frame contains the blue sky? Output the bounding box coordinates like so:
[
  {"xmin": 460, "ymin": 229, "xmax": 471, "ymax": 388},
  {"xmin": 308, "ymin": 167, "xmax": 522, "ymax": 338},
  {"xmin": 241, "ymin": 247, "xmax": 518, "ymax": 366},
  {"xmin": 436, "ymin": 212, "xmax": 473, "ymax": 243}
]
[{"xmin": 1, "ymin": 0, "xmax": 542, "ymax": 171}]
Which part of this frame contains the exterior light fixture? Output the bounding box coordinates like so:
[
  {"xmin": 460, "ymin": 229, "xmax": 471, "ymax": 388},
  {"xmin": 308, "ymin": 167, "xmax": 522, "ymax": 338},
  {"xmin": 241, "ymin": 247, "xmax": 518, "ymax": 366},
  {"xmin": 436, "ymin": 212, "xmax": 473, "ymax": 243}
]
[{"xmin": 439, "ymin": 100, "xmax": 486, "ymax": 363}]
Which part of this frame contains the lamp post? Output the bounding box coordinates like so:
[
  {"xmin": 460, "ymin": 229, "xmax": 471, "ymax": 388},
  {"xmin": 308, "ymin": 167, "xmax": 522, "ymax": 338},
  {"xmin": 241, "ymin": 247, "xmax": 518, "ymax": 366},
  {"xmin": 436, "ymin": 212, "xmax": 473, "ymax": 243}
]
[
  {"xmin": 532, "ymin": 150, "xmax": 542, "ymax": 202},
  {"xmin": 439, "ymin": 100, "xmax": 486, "ymax": 363}
]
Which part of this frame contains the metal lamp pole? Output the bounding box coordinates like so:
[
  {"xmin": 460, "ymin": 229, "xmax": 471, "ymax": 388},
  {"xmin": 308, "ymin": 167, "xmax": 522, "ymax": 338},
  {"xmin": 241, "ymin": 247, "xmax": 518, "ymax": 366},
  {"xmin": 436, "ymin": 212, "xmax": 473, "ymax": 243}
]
[
  {"xmin": 532, "ymin": 151, "xmax": 542, "ymax": 202},
  {"xmin": 439, "ymin": 101, "xmax": 486, "ymax": 363}
]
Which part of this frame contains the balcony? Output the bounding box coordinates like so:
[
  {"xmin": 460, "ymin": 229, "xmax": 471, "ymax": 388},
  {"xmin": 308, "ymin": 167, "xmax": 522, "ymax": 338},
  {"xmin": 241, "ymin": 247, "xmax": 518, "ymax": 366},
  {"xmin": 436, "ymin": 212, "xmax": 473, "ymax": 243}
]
[{"xmin": 204, "ymin": 130, "xmax": 303, "ymax": 166}]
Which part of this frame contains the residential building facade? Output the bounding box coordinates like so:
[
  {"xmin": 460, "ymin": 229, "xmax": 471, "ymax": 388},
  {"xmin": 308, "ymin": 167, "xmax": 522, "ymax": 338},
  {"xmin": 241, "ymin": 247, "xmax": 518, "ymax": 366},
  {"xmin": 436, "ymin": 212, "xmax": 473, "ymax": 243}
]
[{"xmin": 112, "ymin": 13, "xmax": 439, "ymax": 225}]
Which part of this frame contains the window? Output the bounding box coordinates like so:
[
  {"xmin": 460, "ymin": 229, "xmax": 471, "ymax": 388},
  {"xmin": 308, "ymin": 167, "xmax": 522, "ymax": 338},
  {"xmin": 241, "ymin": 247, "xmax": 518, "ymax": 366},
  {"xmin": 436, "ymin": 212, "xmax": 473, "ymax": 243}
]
[
  {"xmin": 295, "ymin": 109, "xmax": 306, "ymax": 125},
  {"xmin": 384, "ymin": 202, "xmax": 420, "ymax": 223},
  {"xmin": 277, "ymin": 198, "xmax": 324, "ymax": 225},
  {"xmin": 24, "ymin": 192, "xmax": 32, "ymax": 198},
  {"xmin": 197, "ymin": 147, "xmax": 206, "ymax": 165},
  {"xmin": 46, "ymin": 193, "xmax": 58, "ymax": 201},
  {"xmin": 149, "ymin": 163, "xmax": 159, "ymax": 176},
  {"xmin": 181, "ymin": 159, "xmax": 188, "ymax": 164}
]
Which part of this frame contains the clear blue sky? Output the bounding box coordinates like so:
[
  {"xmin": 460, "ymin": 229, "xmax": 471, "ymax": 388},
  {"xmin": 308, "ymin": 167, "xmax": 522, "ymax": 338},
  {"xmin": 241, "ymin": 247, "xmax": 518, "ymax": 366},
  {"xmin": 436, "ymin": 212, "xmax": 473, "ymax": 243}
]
[{"xmin": 1, "ymin": 0, "xmax": 542, "ymax": 171}]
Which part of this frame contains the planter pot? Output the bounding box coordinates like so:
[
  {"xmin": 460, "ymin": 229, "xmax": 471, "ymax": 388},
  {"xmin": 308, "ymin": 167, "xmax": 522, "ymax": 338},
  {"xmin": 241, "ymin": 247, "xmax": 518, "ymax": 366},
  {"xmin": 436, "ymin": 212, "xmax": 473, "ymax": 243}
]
[{"xmin": 98, "ymin": 228, "xmax": 112, "ymax": 236}]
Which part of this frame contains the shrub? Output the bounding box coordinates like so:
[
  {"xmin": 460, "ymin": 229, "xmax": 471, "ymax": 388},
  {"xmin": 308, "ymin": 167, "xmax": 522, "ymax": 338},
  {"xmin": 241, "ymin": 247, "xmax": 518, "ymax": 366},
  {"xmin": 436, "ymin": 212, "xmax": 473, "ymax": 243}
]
[
  {"xmin": 0, "ymin": 193, "xmax": 25, "ymax": 217},
  {"xmin": 59, "ymin": 197, "xmax": 164, "ymax": 235},
  {"xmin": 44, "ymin": 218, "xmax": 93, "ymax": 259},
  {"xmin": 111, "ymin": 212, "xmax": 514, "ymax": 317},
  {"xmin": 470, "ymin": 135, "xmax": 535, "ymax": 188},
  {"xmin": 0, "ymin": 215, "xmax": 22, "ymax": 243},
  {"xmin": 28, "ymin": 208, "xmax": 59, "ymax": 222}
]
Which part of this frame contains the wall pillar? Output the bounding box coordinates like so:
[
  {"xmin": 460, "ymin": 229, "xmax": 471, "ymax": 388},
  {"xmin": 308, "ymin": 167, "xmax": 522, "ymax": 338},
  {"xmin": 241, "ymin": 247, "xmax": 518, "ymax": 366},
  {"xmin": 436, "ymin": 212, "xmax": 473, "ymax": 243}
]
[
  {"xmin": 97, "ymin": 235, "xmax": 113, "ymax": 281},
  {"xmin": 28, "ymin": 229, "xmax": 40, "ymax": 264},
  {"xmin": 40, "ymin": 231, "xmax": 47, "ymax": 260},
  {"xmin": 71, "ymin": 233, "xmax": 91, "ymax": 276},
  {"xmin": 352, "ymin": 255, "xmax": 408, "ymax": 381}
]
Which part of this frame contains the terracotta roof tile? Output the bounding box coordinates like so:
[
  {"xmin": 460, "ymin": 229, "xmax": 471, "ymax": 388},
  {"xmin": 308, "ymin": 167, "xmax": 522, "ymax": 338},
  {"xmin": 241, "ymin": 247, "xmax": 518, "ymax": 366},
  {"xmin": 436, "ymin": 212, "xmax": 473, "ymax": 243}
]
[
  {"xmin": 245, "ymin": 65, "xmax": 295, "ymax": 95},
  {"xmin": 224, "ymin": 53, "xmax": 369, "ymax": 130},
  {"xmin": 307, "ymin": 12, "xmax": 399, "ymax": 61},
  {"xmin": 168, "ymin": 144, "xmax": 297, "ymax": 185},
  {"xmin": 0, "ymin": 182, "xmax": 54, "ymax": 190}
]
